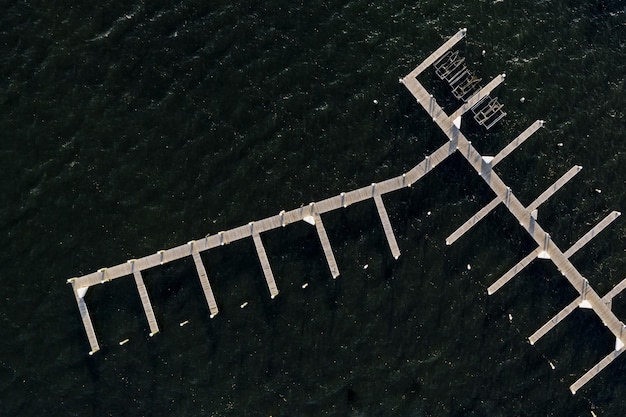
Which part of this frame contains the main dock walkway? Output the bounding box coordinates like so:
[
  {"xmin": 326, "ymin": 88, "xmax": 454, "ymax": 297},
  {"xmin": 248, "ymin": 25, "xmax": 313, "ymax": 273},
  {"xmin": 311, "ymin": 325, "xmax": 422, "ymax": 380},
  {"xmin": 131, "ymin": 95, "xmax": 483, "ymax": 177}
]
[{"xmin": 68, "ymin": 29, "xmax": 625, "ymax": 394}]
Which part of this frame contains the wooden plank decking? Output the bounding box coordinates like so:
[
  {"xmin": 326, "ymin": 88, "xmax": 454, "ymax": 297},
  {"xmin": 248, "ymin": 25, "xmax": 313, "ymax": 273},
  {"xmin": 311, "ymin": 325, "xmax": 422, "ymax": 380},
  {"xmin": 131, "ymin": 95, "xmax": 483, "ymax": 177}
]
[
  {"xmin": 374, "ymin": 194, "xmax": 401, "ymax": 259},
  {"xmin": 527, "ymin": 213, "xmax": 624, "ymax": 345},
  {"xmin": 69, "ymin": 172, "xmax": 444, "ymax": 292},
  {"xmin": 252, "ymin": 233, "xmax": 279, "ymax": 298},
  {"xmin": 448, "ymin": 74, "xmax": 506, "ymax": 122},
  {"xmin": 602, "ymin": 277, "xmax": 626, "ymax": 306},
  {"xmin": 67, "ymin": 109, "xmax": 459, "ymax": 352},
  {"xmin": 70, "ymin": 282, "xmax": 100, "ymax": 354},
  {"xmin": 488, "ymin": 248, "xmax": 542, "ymax": 295},
  {"xmin": 568, "ymin": 277, "xmax": 626, "ymax": 394},
  {"xmin": 490, "ymin": 120, "xmax": 544, "ymax": 166},
  {"xmin": 528, "ymin": 299, "xmax": 580, "ymax": 345},
  {"xmin": 458, "ymin": 174, "xmax": 609, "ymax": 294},
  {"xmin": 68, "ymin": 29, "xmax": 625, "ymax": 394},
  {"xmin": 312, "ymin": 210, "xmax": 340, "ymax": 278},
  {"xmin": 564, "ymin": 211, "xmax": 621, "ymax": 258},
  {"xmin": 529, "ymin": 275, "xmax": 626, "ymax": 345},
  {"xmin": 571, "ymin": 346, "xmax": 626, "ymax": 394},
  {"xmin": 445, "ymin": 120, "xmax": 546, "ymax": 245},
  {"xmin": 446, "ymin": 197, "xmax": 500, "ymax": 246},
  {"xmin": 453, "ymin": 119, "xmax": 625, "ymax": 345},
  {"xmin": 400, "ymin": 35, "xmax": 625, "ymax": 392},
  {"xmin": 526, "ymin": 166, "xmax": 582, "ymax": 212},
  {"xmin": 191, "ymin": 250, "xmax": 219, "ymax": 318},
  {"xmin": 404, "ymin": 28, "xmax": 467, "ymax": 80},
  {"xmin": 131, "ymin": 268, "xmax": 159, "ymax": 336}
]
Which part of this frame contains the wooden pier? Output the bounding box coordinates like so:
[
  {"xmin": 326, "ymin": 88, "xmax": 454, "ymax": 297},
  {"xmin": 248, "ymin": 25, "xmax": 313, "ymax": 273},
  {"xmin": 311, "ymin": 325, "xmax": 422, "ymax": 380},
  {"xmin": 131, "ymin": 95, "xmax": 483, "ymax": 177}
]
[
  {"xmin": 67, "ymin": 175, "xmax": 426, "ymax": 352},
  {"xmin": 529, "ymin": 277, "xmax": 626, "ymax": 346},
  {"xmin": 527, "ymin": 211, "xmax": 622, "ymax": 343},
  {"xmin": 447, "ymin": 164, "xmax": 581, "ymax": 247},
  {"xmin": 252, "ymin": 232, "xmax": 279, "ymax": 298},
  {"xmin": 565, "ymin": 277, "xmax": 626, "ymax": 394},
  {"xmin": 447, "ymin": 74, "xmax": 506, "ymax": 124},
  {"xmin": 374, "ymin": 194, "xmax": 401, "ymax": 260},
  {"xmin": 405, "ymin": 28, "xmax": 467, "ymax": 80},
  {"xmin": 527, "ymin": 166, "xmax": 583, "ymax": 213},
  {"xmin": 487, "ymin": 248, "xmax": 544, "ymax": 295},
  {"xmin": 131, "ymin": 267, "xmax": 159, "ymax": 336},
  {"xmin": 489, "ymin": 210, "xmax": 620, "ymax": 296},
  {"xmin": 67, "ymin": 28, "xmax": 625, "ymax": 394},
  {"xmin": 70, "ymin": 280, "xmax": 100, "ymax": 355},
  {"xmin": 190, "ymin": 248, "xmax": 219, "ymax": 318},
  {"xmin": 312, "ymin": 209, "xmax": 340, "ymax": 279},
  {"xmin": 564, "ymin": 211, "xmax": 621, "ymax": 258},
  {"xmin": 570, "ymin": 345, "xmax": 625, "ymax": 394},
  {"xmin": 490, "ymin": 120, "xmax": 544, "ymax": 166},
  {"xmin": 400, "ymin": 29, "xmax": 625, "ymax": 393},
  {"xmin": 446, "ymin": 197, "xmax": 501, "ymax": 246}
]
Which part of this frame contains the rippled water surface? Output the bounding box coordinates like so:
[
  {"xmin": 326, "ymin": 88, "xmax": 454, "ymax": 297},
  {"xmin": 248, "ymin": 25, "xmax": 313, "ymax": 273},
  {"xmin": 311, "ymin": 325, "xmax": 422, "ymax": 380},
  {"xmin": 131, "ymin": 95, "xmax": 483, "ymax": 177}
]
[{"xmin": 1, "ymin": 1, "xmax": 625, "ymax": 416}]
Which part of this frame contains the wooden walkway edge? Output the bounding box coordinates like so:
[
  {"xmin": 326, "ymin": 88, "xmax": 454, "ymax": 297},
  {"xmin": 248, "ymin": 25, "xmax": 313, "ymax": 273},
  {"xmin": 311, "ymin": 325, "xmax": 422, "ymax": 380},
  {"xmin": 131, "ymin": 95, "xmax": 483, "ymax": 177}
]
[
  {"xmin": 405, "ymin": 28, "xmax": 467, "ymax": 80},
  {"xmin": 602, "ymin": 277, "xmax": 626, "ymax": 307},
  {"xmin": 252, "ymin": 233, "xmax": 280, "ymax": 298},
  {"xmin": 528, "ymin": 298, "xmax": 579, "ymax": 345},
  {"xmin": 488, "ymin": 248, "xmax": 542, "ymax": 295},
  {"xmin": 191, "ymin": 249, "xmax": 219, "ymax": 318},
  {"xmin": 571, "ymin": 347, "xmax": 626, "ymax": 394},
  {"xmin": 374, "ymin": 194, "xmax": 401, "ymax": 259},
  {"xmin": 529, "ymin": 276, "xmax": 626, "ymax": 345},
  {"xmin": 70, "ymin": 282, "xmax": 100, "ymax": 355},
  {"xmin": 526, "ymin": 165, "xmax": 582, "ymax": 213},
  {"xmin": 564, "ymin": 211, "xmax": 621, "ymax": 258},
  {"xmin": 490, "ymin": 120, "xmax": 544, "ymax": 166},
  {"xmin": 132, "ymin": 268, "xmax": 159, "ymax": 336},
  {"xmin": 446, "ymin": 197, "xmax": 500, "ymax": 246},
  {"xmin": 312, "ymin": 210, "xmax": 340, "ymax": 279}
]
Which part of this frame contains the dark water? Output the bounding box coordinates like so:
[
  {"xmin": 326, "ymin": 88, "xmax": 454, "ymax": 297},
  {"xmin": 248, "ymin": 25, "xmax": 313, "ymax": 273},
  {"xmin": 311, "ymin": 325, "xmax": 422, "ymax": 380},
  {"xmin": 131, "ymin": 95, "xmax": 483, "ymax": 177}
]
[{"xmin": 1, "ymin": 1, "xmax": 625, "ymax": 415}]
